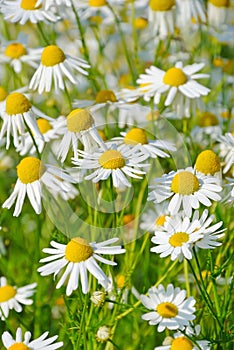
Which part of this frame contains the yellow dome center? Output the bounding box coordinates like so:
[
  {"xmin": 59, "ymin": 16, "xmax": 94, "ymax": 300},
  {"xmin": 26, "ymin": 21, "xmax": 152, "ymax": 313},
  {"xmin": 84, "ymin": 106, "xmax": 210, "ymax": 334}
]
[
  {"xmin": 163, "ymin": 67, "xmax": 187, "ymax": 87},
  {"xmin": 149, "ymin": 0, "xmax": 175, "ymax": 11},
  {"xmin": 65, "ymin": 237, "xmax": 93, "ymax": 262},
  {"xmin": 195, "ymin": 150, "xmax": 220, "ymax": 175},
  {"xmin": 171, "ymin": 171, "xmax": 200, "ymax": 195},
  {"xmin": 116, "ymin": 275, "xmax": 125, "ymax": 289},
  {"xmin": 95, "ymin": 90, "xmax": 117, "ymax": 103},
  {"xmin": 124, "ymin": 128, "xmax": 148, "ymax": 145},
  {"xmin": 41, "ymin": 45, "xmax": 66, "ymax": 67},
  {"xmin": 17, "ymin": 157, "xmax": 46, "ymax": 184},
  {"xmin": 0, "ymin": 86, "xmax": 7, "ymax": 102},
  {"xmin": 157, "ymin": 302, "xmax": 178, "ymax": 318},
  {"xmin": 198, "ymin": 112, "xmax": 219, "ymax": 127},
  {"xmin": 5, "ymin": 43, "xmax": 27, "ymax": 59},
  {"xmin": 134, "ymin": 17, "xmax": 148, "ymax": 30},
  {"xmin": 37, "ymin": 118, "xmax": 52, "ymax": 134},
  {"xmin": 99, "ymin": 150, "xmax": 126, "ymax": 169},
  {"xmin": 67, "ymin": 108, "xmax": 94, "ymax": 133},
  {"xmin": 8, "ymin": 343, "xmax": 30, "ymax": 350},
  {"xmin": 209, "ymin": 0, "xmax": 229, "ymax": 7},
  {"xmin": 169, "ymin": 232, "xmax": 189, "ymax": 247},
  {"xmin": 155, "ymin": 214, "xmax": 167, "ymax": 226},
  {"xmin": 171, "ymin": 337, "xmax": 193, "ymax": 350},
  {"xmin": 20, "ymin": 0, "xmax": 41, "ymax": 10},
  {"xmin": 0, "ymin": 285, "xmax": 16, "ymax": 302},
  {"xmin": 89, "ymin": 0, "xmax": 107, "ymax": 7},
  {"xmin": 6, "ymin": 92, "xmax": 31, "ymax": 115}
]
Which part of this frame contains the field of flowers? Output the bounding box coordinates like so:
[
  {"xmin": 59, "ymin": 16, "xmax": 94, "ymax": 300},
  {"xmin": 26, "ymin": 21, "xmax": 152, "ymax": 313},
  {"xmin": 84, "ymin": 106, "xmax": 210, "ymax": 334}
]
[{"xmin": 0, "ymin": 0, "xmax": 233, "ymax": 349}]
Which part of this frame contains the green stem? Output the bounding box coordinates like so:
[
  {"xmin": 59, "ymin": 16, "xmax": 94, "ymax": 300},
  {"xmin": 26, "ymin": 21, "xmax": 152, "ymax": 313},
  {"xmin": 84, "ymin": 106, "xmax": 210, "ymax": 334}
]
[
  {"xmin": 208, "ymin": 250, "xmax": 221, "ymax": 318},
  {"xmin": 23, "ymin": 116, "xmax": 41, "ymax": 159},
  {"xmin": 184, "ymin": 259, "xmax": 191, "ymax": 297},
  {"xmin": 37, "ymin": 22, "xmax": 50, "ymax": 45},
  {"xmin": 64, "ymin": 83, "xmax": 72, "ymax": 111}
]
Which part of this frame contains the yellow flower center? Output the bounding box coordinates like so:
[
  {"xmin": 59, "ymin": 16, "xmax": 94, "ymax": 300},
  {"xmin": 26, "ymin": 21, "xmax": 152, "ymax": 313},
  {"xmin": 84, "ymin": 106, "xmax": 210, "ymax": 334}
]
[
  {"xmin": 37, "ymin": 118, "xmax": 52, "ymax": 134},
  {"xmin": 90, "ymin": 15, "xmax": 103, "ymax": 24},
  {"xmin": 0, "ymin": 86, "xmax": 7, "ymax": 101},
  {"xmin": 220, "ymin": 111, "xmax": 230, "ymax": 119},
  {"xmin": 169, "ymin": 232, "xmax": 189, "ymax": 247},
  {"xmin": 99, "ymin": 150, "xmax": 126, "ymax": 169},
  {"xmin": 155, "ymin": 215, "xmax": 167, "ymax": 226},
  {"xmin": 171, "ymin": 337, "xmax": 193, "ymax": 350},
  {"xmin": 66, "ymin": 108, "xmax": 94, "ymax": 133},
  {"xmin": 20, "ymin": 0, "xmax": 41, "ymax": 10},
  {"xmin": 5, "ymin": 43, "xmax": 27, "ymax": 59},
  {"xmin": 198, "ymin": 111, "xmax": 219, "ymax": 127},
  {"xmin": 17, "ymin": 157, "xmax": 46, "ymax": 184},
  {"xmin": 163, "ymin": 68, "xmax": 187, "ymax": 87},
  {"xmin": 134, "ymin": 17, "xmax": 148, "ymax": 30},
  {"xmin": 157, "ymin": 302, "xmax": 178, "ymax": 318},
  {"xmin": 6, "ymin": 92, "xmax": 31, "ymax": 115},
  {"xmin": 116, "ymin": 275, "xmax": 125, "ymax": 289},
  {"xmin": 95, "ymin": 90, "xmax": 117, "ymax": 103},
  {"xmin": 0, "ymin": 285, "xmax": 17, "ymax": 302},
  {"xmin": 171, "ymin": 171, "xmax": 200, "ymax": 195},
  {"xmin": 123, "ymin": 214, "xmax": 135, "ymax": 225},
  {"xmin": 208, "ymin": 0, "xmax": 229, "ymax": 7},
  {"xmin": 124, "ymin": 128, "xmax": 148, "ymax": 145},
  {"xmin": 8, "ymin": 343, "xmax": 30, "ymax": 350},
  {"xmin": 149, "ymin": 0, "xmax": 175, "ymax": 11},
  {"xmin": 89, "ymin": 0, "xmax": 106, "ymax": 7},
  {"xmin": 195, "ymin": 150, "xmax": 220, "ymax": 175},
  {"xmin": 65, "ymin": 237, "xmax": 93, "ymax": 262},
  {"xmin": 98, "ymin": 129, "xmax": 107, "ymax": 141},
  {"xmin": 41, "ymin": 45, "xmax": 66, "ymax": 67}
]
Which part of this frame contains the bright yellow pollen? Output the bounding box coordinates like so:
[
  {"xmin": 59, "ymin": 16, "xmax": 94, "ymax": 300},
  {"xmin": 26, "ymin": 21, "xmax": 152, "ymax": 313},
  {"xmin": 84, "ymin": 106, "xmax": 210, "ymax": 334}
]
[
  {"xmin": 134, "ymin": 17, "xmax": 148, "ymax": 30},
  {"xmin": 99, "ymin": 150, "xmax": 126, "ymax": 169},
  {"xmin": 0, "ymin": 285, "xmax": 17, "ymax": 302},
  {"xmin": 156, "ymin": 215, "xmax": 167, "ymax": 226},
  {"xmin": 17, "ymin": 157, "xmax": 45, "ymax": 184},
  {"xmin": 89, "ymin": 0, "xmax": 106, "ymax": 7},
  {"xmin": 213, "ymin": 57, "xmax": 224, "ymax": 67},
  {"xmin": 198, "ymin": 112, "xmax": 219, "ymax": 127},
  {"xmin": 149, "ymin": 0, "xmax": 175, "ymax": 11},
  {"xmin": 169, "ymin": 232, "xmax": 189, "ymax": 247},
  {"xmin": 8, "ymin": 343, "xmax": 30, "ymax": 350},
  {"xmin": 6, "ymin": 93, "xmax": 31, "ymax": 115},
  {"xmin": 171, "ymin": 337, "xmax": 193, "ymax": 350},
  {"xmin": 157, "ymin": 302, "xmax": 178, "ymax": 318},
  {"xmin": 95, "ymin": 90, "xmax": 117, "ymax": 103},
  {"xmin": 116, "ymin": 275, "xmax": 125, "ymax": 289},
  {"xmin": 65, "ymin": 237, "xmax": 93, "ymax": 262},
  {"xmin": 124, "ymin": 128, "xmax": 148, "ymax": 145},
  {"xmin": 0, "ymin": 86, "xmax": 7, "ymax": 101},
  {"xmin": 67, "ymin": 108, "xmax": 94, "ymax": 133},
  {"xmin": 41, "ymin": 45, "xmax": 66, "ymax": 67},
  {"xmin": 195, "ymin": 150, "xmax": 220, "ymax": 175},
  {"xmin": 20, "ymin": 0, "xmax": 41, "ymax": 10},
  {"xmin": 163, "ymin": 67, "xmax": 187, "ymax": 87},
  {"xmin": 209, "ymin": 0, "xmax": 229, "ymax": 7},
  {"xmin": 37, "ymin": 118, "xmax": 52, "ymax": 134},
  {"xmin": 5, "ymin": 43, "xmax": 27, "ymax": 59},
  {"xmin": 123, "ymin": 214, "xmax": 135, "ymax": 225},
  {"xmin": 171, "ymin": 171, "xmax": 200, "ymax": 195}
]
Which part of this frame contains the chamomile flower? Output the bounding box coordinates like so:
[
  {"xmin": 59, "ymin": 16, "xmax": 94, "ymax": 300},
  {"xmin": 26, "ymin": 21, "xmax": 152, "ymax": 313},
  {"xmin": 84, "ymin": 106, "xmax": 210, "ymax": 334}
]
[
  {"xmin": 148, "ymin": 167, "xmax": 222, "ymax": 217},
  {"xmin": 176, "ymin": 0, "xmax": 206, "ymax": 29},
  {"xmin": 140, "ymin": 207, "xmax": 170, "ymax": 233},
  {"xmin": 0, "ymin": 86, "xmax": 8, "ymax": 113},
  {"xmin": 73, "ymin": 143, "xmax": 148, "ymax": 188},
  {"xmin": 222, "ymin": 176, "xmax": 234, "ymax": 205},
  {"xmin": 141, "ymin": 284, "xmax": 196, "ymax": 332},
  {"xmin": 2, "ymin": 327, "xmax": 63, "ymax": 350},
  {"xmin": 195, "ymin": 150, "xmax": 221, "ymax": 176},
  {"xmin": 218, "ymin": 133, "xmax": 234, "ymax": 173},
  {"xmin": 207, "ymin": 0, "xmax": 230, "ymax": 27},
  {"xmin": 148, "ymin": 0, "xmax": 176, "ymax": 38},
  {"xmin": 96, "ymin": 326, "xmax": 111, "ymax": 343},
  {"xmin": 0, "ymin": 276, "xmax": 36, "ymax": 320},
  {"xmin": 2, "ymin": 156, "xmax": 77, "ymax": 217},
  {"xmin": 137, "ymin": 61, "xmax": 210, "ymax": 118},
  {"xmin": 38, "ymin": 237, "xmax": 125, "ymax": 295},
  {"xmin": 29, "ymin": 45, "xmax": 90, "ymax": 94},
  {"xmin": 0, "ymin": 0, "xmax": 59, "ymax": 25}
]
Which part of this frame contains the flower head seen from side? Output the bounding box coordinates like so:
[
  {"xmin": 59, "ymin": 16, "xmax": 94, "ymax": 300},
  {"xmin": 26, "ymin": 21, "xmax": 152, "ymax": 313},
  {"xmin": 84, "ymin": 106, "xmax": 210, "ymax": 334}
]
[
  {"xmin": 2, "ymin": 156, "xmax": 77, "ymax": 217},
  {"xmin": 207, "ymin": 0, "xmax": 230, "ymax": 27},
  {"xmin": 0, "ymin": 276, "xmax": 36, "ymax": 320},
  {"xmin": 141, "ymin": 284, "xmax": 196, "ymax": 332},
  {"xmin": 2, "ymin": 327, "xmax": 63, "ymax": 350},
  {"xmin": 148, "ymin": 167, "xmax": 222, "ymax": 217},
  {"xmin": 29, "ymin": 45, "xmax": 90, "ymax": 94},
  {"xmin": 38, "ymin": 237, "xmax": 126, "ymax": 295},
  {"xmin": 73, "ymin": 143, "xmax": 148, "ymax": 188},
  {"xmin": 195, "ymin": 149, "xmax": 221, "ymax": 176},
  {"xmin": 148, "ymin": 0, "xmax": 176, "ymax": 38},
  {"xmin": 218, "ymin": 133, "xmax": 234, "ymax": 174}
]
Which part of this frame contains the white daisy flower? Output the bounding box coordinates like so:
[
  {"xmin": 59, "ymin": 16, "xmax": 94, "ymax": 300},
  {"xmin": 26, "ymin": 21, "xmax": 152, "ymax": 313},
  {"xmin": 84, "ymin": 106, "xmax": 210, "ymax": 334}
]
[
  {"xmin": 73, "ymin": 143, "xmax": 148, "ymax": 188},
  {"xmin": 0, "ymin": 0, "xmax": 59, "ymax": 25},
  {"xmin": 137, "ymin": 61, "xmax": 210, "ymax": 118},
  {"xmin": 0, "ymin": 86, "xmax": 8, "ymax": 114},
  {"xmin": 218, "ymin": 133, "xmax": 234, "ymax": 174},
  {"xmin": 0, "ymin": 92, "xmax": 50, "ymax": 150},
  {"xmin": 148, "ymin": 0, "xmax": 176, "ymax": 38},
  {"xmin": 2, "ymin": 327, "xmax": 63, "ymax": 350},
  {"xmin": 38, "ymin": 237, "xmax": 126, "ymax": 295},
  {"xmin": 96, "ymin": 326, "xmax": 111, "ymax": 343},
  {"xmin": 2, "ymin": 156, "xmax": 77, "ymax": 217},
  {"xmin": 29, "ymin": 44, "xmax": 90, "ymax": 94},
  {"xmin": 140, "ymin": 207, "xmax": 170, "ymax": 233},
  {"xmin": 148, "ymin": 167, "xmax": 222, "ymax": 217},
  {"xmin": 222, "ymin": 176, "xmax": 234, "ymax": 205},
  {"xmin": 0, "ymin": 276, "xmax": 36, "ymax": 320},
  {"xmin": 141, "ymin": 284, "xmax": 196, "ymax": 332},
  {"xmin": 207, "ymin": 0, "xmax": 230, "ymax": 27},
  {"xmin": 176, "ymin": 0, "xmax": 206, "ymax": 29}
]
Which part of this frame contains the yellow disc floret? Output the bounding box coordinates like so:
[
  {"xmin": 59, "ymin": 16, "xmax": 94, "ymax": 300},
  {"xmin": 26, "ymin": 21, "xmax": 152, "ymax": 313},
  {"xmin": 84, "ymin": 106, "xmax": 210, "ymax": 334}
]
[
  {"xmin": 95, "ymin": 90, "xmax": 117, "ymax": 103},
  {"xmin": 0, "ymin": 285, "xmax": 16, "ymax": 302},
  {"xmin": 157, "ymin": 302, "xmax": 178, "ymax": 318},
  {"xmin": 163, "ymin": 67, "xmax": 187, "ymax": 87},
  {"xmin": 20, "ymin": 0, "xmax": 41, "ymax": 10},
  {"xmin": 0, "ymin": 86, "xmax": 7, "ymax": 102},
  {"xmin": 67, "ymin": 108, "xmax": 94, "ymax": 133},
  {"xmin": 99, "ymin": 150, "xmax": 126, "ymax": 169},
  {"xmin": 171, "ymin": 171, "xmax": 200, "ymax": 195},
  {"xmin": 198, "ymin": 112, "xmax": 219, "ymax": 127},
  {"xmin": 8, "ymin": 343, "xmax": 30, "ymax": 350},
  {"xmin": 134, "ymin": 17, "xmax": 148, "ymax": 30},
  {"xmin": 37, "ymin": 118, "xmax": 52, "ymax": 134},
  {"xmin": 209, "ymin": 0, "xmax": 229, "ymax": 7},
  {"xmin": 89, "ymin": 0, "xmax": 107, "ymax": 7},
  {"xmin": 195, "ymin": 150, "xmax": 221, "ymax": 175},
  {"xmin": 65, "ymin": 237, "xmax": 93, "ymax": 262},
  {"xmin": 41, "ymin": 45, "xmax": 66, "ymax": 67},
  {"xmin": 155, "ymin": 214, "xmax": 167, "ymax": 226},
  {"xmin": 17, "ymin": 157, "xmax": 45, "ymax": 184},
  {"xmin": 5, "ymin": 43, "xmax": 27, "ymax": 59},
  {"xmin": 124, "ymin": 128, "xmax": 148, "ymax": 145},
  {"xmin": 149, "ymin": 0, "xmax": 175, "ymax": 11},
  {"xmin": 6, "ymin": 93, "xmax": 31, "ymax": 115},
  {"xmin": 171, "ymin": 337, "xmax": 193, "ymax": 350},
  {"xmin": 169, "ymin": 232, "xmax": 189, "ymax": 247}
]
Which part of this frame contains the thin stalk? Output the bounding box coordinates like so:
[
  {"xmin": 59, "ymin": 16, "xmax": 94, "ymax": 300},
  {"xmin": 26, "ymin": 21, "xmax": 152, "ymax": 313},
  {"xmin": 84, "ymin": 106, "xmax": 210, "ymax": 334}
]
[
  {"xmin": 184, "ymin": 259, "xmax": 191, "ymax": 297},
  {"xmin": 23, "ymin": 116, "xmax": 41, "ymax": 159},
  {"xmin": 64, "ymin": 83, "xmax": 72, "ymax": 111},
  {"xmin": 208, "ymin": 250, "xmax": 221, "ymax": 318},
  {"xmin": 37, "ymin": 22, "xmax": 50, "ymax": 45}
]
